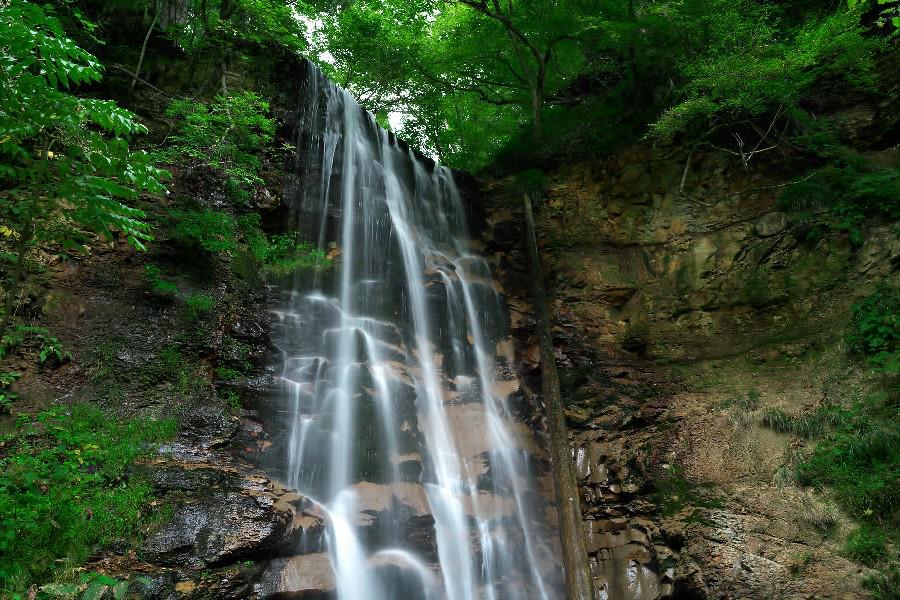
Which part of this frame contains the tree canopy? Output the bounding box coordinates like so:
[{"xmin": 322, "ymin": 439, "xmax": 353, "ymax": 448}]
[{"xmin": 303, "ymin": 0, "xmax": 894, "ymax": 169}]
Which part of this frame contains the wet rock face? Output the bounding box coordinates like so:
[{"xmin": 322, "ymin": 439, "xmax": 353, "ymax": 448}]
[
  {"xmin": 253, "ymin": 554, "xmax": 335, "ymax": 599},
  {"xmin": 178, "ymin": 404, "xmax": 240, "ymax": 449},
  {"xmin": 149, "ymin": 464, "xmax": 230, "ymax": 492},
  {"xmin": 143, "ymin": 491, "xmax": 293, "ymax": 567},
  {"xmin": 753, "ymin": 212, "xmax": 787, "ymax": 238}
]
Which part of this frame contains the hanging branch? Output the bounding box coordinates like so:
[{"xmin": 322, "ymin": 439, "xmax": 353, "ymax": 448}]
[{"xmin": 131, "ymin": 1, "xmax": 160, "ymax": 92}]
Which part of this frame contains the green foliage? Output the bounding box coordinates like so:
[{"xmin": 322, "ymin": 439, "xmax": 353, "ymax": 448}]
[
  {"xmin": 844, "ymin": 524, "xmax": 887, "ymax": 566},
  {"xmin": 217, "ymin": 212, "xmax": 333, "ymax": 277},
  {"xmin": 236, "ymin": 214, "xmax": 269, "ymax": 261},
  {"xmin": 304, "ymin": 0, "xmax": 887, "ymax": 169},
  {"xmin": 162, "ymin": 0, "xmax": 309, "ymax": 54},
  {"xmin": 850, "ymin": 0, "xmax": 900, "ymax": 35},
  {"xmin": 778, "ymin": 162, "xmax": 900, "ymax": 245},
  {"xmin": 164, "ymin": 92, "xmax": 275, "ymax": 201},
  {"xmin": 848, "ymin": 284, "xmax": 900, "ymax": 371},
  {"xmin": 170, "ymin": 209, "xmax": 237, "ymax": 254},
  {"xmin": 0, "ymin": 0, "xmax": 167, "ymax": 341},
  {"xmin": 0, "ymin": 0, "xmax": 166, "ymax": 250},
  {"xmin": 262, "ymin": 235, "xmax": 331, "ymax": 276},
  {"xmin": 761, "ymin": 404, "xmax": 853, "ymax": 439},
  {"xmin": 183, "ymin": 293, "xmax": 215, "ymax": 323},
  {"xmin": 142, "ymin": 264, "xmax": 179, "ymax": 296},
  {"xmin": 168, "ymin": 209, "xmax": 330, "ymax": 275},
  {"xmin": 37, "ymin": 335, "xmax": 68, "ymax": 365},
  {"xmin": 796, "ymin": 410, "xmax": 899, "ymax": 522},
  {"xmin": 215, "ymin": 366, "xmax": 241, "ymax": 381},
  {"xmin": 308, "ymin": 0, "xmax": 599, "ymax": 167},
  {"xmin": 760, "ymin": 386, "xmax": 899, "ymax": 566},
  {"xmin": 0, "ymin": 371, "xmax": 21, "ymax": 413},
  {"xmin": 39, "ymin": 572, "xmax": 151, "ymax": 600},
  {"xmin": 648, "ymin": 2, "xmax": 880, "ymax": 143},
  {"xmin": 0, "ymin": 405, "xmax": 175, "ymax": 593},
  {"xmin": 1, "ymin": 325, "xmax": 70, "ymax": 365}
]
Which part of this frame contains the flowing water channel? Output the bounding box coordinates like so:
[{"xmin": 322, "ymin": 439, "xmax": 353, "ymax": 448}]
[{"xmin": 268, "ymin": 63, "xmax": 563, "ymax": 599}]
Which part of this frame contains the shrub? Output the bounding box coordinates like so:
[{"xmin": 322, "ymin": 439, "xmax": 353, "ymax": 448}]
[
  {"xmin": 848, "ymin": 284, "xmax": 900, "ymax": 371},
  {"xmin": 0, "ymin": 405, "xmax": 175, "ymax": 593},
  {"xmin": 648, "ymin": 4, "xmax": 879, "ymax": 143},
  {"xmin": 761, "ymin": 404, "xmax": 854, "ymax": 439},
  {"xmin": 262, "ymin": 235, "xmax": 331, "ymax": 276},
  {"xmin": 796, "ymin": 407, "xmax": 899, "ymax": 522},
  {"xmin": 170, "ymin": 209, "xmax": 238, "ymax": 255},
  {"xmin": 761, "ymin": 407, "xmax": 794, "ymax": 433},
  {"xmin": 165, "ymin": 92, "xmax": 275, "ymax": 201},
  {"xmin": 0, "ymin": 325, "xmax": 70, "ymax": 364},
  {"xmin": 778, "ymin": 162, "xmax": 900, "ymax": 247},
  {"xmin": 844, "ymin": 525, "xmax": 887, "ymax": 566}
]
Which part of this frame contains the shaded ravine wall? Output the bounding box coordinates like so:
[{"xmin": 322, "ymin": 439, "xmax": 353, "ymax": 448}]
[{"xmin": 477, "ymin": 141, "xmax": 900, "ymax": 599}]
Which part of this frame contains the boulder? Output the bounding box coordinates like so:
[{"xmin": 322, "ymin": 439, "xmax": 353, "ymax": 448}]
[
  {"xmin": 142, "ymin": 491, "xmax": 292, "ymax": 567},
  {"xmin": 754, "ymin": 212, "xmax": 787, "ymax": 238},
  {"xmin": 253, "ymin": 554, "xmax": 335, "ymax": 599}
]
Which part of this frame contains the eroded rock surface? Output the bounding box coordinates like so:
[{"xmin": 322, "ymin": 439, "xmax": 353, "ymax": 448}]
[{"xmin": 481, "ymin": 143, "xmax": 898, "ymax": 599}]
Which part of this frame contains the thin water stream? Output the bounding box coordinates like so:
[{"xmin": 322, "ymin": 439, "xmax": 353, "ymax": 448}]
[{"xmin": 269, "ymin": 63, "xmax": 563, "ymax": 599}]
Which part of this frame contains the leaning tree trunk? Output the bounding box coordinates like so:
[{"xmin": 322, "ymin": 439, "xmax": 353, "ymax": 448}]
[{"xmin": 522, "ymin": 192, "xmax": 594, "ymax": 600}]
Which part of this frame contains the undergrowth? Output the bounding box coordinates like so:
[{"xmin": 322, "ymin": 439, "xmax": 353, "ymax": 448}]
[
  {"xmin": 166, "ymin": 209, "xmax": 331, "ymax": 278},
  {"xmin": 163, "ymin": 92, "xmax": 275, "ymax": 202},
  {"xmin": 0, "ymin": 405, "xmax": 175, "ymax": 594}
]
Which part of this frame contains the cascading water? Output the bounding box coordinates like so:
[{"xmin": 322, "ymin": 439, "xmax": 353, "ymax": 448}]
[{"xmin": 269, "ymin": 63, "xmax": 564, "ymax": 599}]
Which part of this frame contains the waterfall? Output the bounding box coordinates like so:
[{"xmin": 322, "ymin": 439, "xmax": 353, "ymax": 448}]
[{"xmin": 270, "ymin": 62, "xmax": 563, "ymax": 600}]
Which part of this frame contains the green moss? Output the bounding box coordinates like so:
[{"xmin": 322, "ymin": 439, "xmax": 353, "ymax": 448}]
[
  {"xmin": 142, "ymin": 264, "xmax": 179, "ymax": 297},
  {"xmin": 183, "ymin": 293, "xmax": 216, "ymax": 323},
  {"xmin": 652, "ymin": 465, "xmax": 724, "ymax": 518},
  {"xmin": 215, "ymin": 366, "xmax": 241, "ymax": 381}
]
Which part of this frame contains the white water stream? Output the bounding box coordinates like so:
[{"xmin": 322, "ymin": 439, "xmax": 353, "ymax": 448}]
[{"xmin": 271, "ymin": 63, "xmax": 562, "ymax": 599}]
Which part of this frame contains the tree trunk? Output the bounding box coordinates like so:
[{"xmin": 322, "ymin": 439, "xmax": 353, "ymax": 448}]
[
  {"xmin": 522, "ymin": 192, "xmax": 594, "ymax": 600},
  {"xmin": 220, "ymin": 0, "xmax": 236, "ymax": 19},
  {"xmin": 532, "ymin": 84, "xmax": 544, "ymax": 143},
  {"xmin": 626, "ymin": 0, "xmax": 643, "ymax": 102}
]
